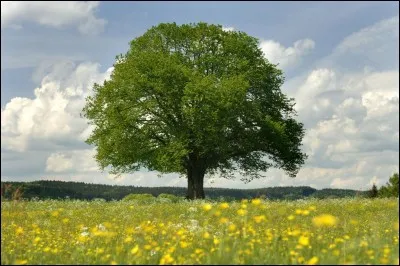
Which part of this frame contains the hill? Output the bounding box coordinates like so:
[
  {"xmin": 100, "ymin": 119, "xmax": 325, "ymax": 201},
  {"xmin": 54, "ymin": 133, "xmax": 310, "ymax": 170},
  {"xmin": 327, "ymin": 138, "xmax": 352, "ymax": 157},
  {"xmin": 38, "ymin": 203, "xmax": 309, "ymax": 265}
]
[{"xmin": 1, "ymin": 180, "xmax": 368, "ymax": 201}]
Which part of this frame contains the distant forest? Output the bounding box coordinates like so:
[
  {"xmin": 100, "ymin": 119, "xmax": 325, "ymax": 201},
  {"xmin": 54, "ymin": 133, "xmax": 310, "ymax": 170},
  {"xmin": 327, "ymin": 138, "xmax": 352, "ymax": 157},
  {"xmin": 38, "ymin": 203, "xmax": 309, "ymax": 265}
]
[{"xmin": 1, "ymin": 180, "xmax": 369, "ymax": 201}]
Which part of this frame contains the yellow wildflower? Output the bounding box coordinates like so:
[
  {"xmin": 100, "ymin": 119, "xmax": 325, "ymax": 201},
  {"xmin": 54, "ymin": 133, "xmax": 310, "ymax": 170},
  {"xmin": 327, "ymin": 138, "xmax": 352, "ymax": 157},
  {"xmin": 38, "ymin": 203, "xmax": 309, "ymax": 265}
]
[
  {"xmin": 96, "ymin": 248, "xmax": 105, "ymax": 254},
  {"xmin": 335, "ymin": 238, "xmax": 344, "ymax": 243},
  {"xmin": 219, "ymin": 217, "xmax": 229, "ymax": 224},
  {"xmin": 298, "ymin": 236, "xmax": 310, "ymax": 246},
  {"xmin": 124, "ymin": 237, "xmax": 133, "ymax": 243},
  {"xmin": 203, "ymin": 232, "xmax": 210, "ymax": 239},
  {"xmin": 289, "ymin": 229, "xmax": 301, "ymax": 236},
  {"xmin": 380, "ymin": 258, "xmax": 389, "ymax": 264},
  {"xmin": 219, "ymin": 202, "xmax": 229, "ymax": 209},
  {"xmin": 312, "ymin": 214, "xmax": 338, "ymax": 227},
  {"xmin": 131, "ymin": 245, "xmax": 139, "ymax": 255},
  {"xmin": 228, "ymin": 224, "xmax": 236, "ymax": 232},
  {"xmin": 237, "ymin": 209, "xmax": 247, "ymax": 216},
  {"xmin": 253, "ymin": 215, "xmax": 266, "ymax": 223},
  {"xmin": 180, "ymin": 241, "xmax": 188, "ymax": 248},
  {"xmin": 383, "ymin": 247, "xmax": 390, "ymax": 255},
  {"xmin": 308, "ymin": 256, "xmax": 319, "ymax": 265},
  {"xmin": 160, "ymin": 254, "xmax": 174, "ymax": 265},
  {"xmin": 195, "ymin": 248, "xmax": 203, "ymax": 254},
  {"xmin": 15, "ymin": 227, "xmax": 24, "ymax": 235},
  {"xmin": 15, "ymin": 260, "xmax": 28, "ymax": 265},
  {"xmin": 251, "ymin": 198, "xmax": 262, "ymax": 205},
  {"xmin": 202, "ymin": 204, "xmax": 212, "ymax": 211}
]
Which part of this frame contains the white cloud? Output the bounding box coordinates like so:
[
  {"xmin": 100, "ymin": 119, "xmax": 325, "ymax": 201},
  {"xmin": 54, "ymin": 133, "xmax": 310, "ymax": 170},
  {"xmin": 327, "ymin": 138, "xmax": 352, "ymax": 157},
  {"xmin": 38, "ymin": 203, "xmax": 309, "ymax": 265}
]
[
  {"xmin": 295, "ymin": 68, "xmax": 399, "ymax": 189},
  {"xmin": 278, "ymin": 15, "xmax": 399, "ymax": 190},
  {"xmin": 46, "ymin": 153, "xmax": 74, "ymax": 173},
  {"xmin": 320, "ymin": 15, "xmax": 399, "ymax": 72},
  {"xmin": 1, "ymin": 61, "xmax": 113, "ymax": 153},
  {"xmin": 1, "ymin": 61, "xmax": 115, "ymax": 183},
  {"xmin": 335, "ymin": 15, "xmax": 399, "ymax": 55},
  {"xmin": 1, "ymin": 1, "xmax": 107, "ymax": 35},
  {"xmin": 260, "ymin": 38, "xmax": 315, "ymax": 69},
  {"xmin": 46, "ymin": 149, "xmax": 98, "ymax": 173},
  {"xmin": 295, "ymin": 68, "xmax": 337, "ymax": 111}
]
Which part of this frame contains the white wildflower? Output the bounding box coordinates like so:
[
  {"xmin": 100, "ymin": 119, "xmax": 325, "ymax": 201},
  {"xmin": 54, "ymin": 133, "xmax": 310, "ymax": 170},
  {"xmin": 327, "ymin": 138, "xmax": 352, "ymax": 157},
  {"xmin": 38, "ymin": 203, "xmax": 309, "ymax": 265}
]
[{"xmin": 97, "ymin": 224, "xmax": 106, "ymax": 231}]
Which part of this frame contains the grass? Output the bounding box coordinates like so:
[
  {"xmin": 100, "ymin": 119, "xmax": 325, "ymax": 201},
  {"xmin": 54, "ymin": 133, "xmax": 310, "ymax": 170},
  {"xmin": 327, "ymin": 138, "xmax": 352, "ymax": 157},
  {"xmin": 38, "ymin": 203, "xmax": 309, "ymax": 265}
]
[{"xmin": 1, "ymin": 198, "xmax": 399, "ymax": 265}]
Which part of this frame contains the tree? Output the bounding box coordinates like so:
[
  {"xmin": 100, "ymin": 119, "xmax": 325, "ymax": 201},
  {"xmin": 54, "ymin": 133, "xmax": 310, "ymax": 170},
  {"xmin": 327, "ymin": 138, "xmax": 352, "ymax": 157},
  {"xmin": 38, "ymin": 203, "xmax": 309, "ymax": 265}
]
[
  {"xmin": 379, "ymin": 172, "xmax": 399, "ymax": 198},
  {"xmin": 369, "ymin": 183, "xmax": 378, "ymax": 198},
  {"xmin": 82, "ymin": 22, "xmax": 307, "ymax": 199}
]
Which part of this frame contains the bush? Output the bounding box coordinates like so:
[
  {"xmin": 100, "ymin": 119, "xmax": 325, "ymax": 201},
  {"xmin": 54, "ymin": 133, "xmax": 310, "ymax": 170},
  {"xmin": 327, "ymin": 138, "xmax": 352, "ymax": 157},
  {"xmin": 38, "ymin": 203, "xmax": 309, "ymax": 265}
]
[
  {"xmin": 122, "ymin": 193, "xmax": 155, "ymax": 203},
  {"xmin": 215, "ymin": 196, "xmax": 237, "ymax": 202},
  {"xmin": 158, "ymin": 193, "xmax": 181, "ymax": 203},
  {"xmin": 92, "ymin": 198, "xmax": 106, "ymax": 202}
]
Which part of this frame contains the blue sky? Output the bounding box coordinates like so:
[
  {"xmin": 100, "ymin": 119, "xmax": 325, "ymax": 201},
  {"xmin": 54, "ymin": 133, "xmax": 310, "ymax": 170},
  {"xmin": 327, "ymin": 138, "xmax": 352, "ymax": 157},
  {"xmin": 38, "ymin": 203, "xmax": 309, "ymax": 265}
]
[{"xmin": 1, "ymin": 1, "xmax": 399, "ymax": 190}]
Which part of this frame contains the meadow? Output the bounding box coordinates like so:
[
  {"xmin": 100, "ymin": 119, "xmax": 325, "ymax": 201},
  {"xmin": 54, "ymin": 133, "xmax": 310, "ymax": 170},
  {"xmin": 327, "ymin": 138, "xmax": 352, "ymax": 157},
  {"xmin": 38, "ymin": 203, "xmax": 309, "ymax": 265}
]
[{"xmin": 1, "ymin": 198, "xmax": 399, "ymax": 265}]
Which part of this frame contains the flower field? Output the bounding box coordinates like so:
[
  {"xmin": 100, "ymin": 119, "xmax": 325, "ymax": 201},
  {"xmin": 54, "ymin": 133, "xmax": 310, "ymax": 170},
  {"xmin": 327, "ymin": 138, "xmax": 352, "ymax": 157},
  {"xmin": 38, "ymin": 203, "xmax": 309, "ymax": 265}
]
[{"xmin": 1, "ymin": 198, "xmax": 399, "ymax": 265}]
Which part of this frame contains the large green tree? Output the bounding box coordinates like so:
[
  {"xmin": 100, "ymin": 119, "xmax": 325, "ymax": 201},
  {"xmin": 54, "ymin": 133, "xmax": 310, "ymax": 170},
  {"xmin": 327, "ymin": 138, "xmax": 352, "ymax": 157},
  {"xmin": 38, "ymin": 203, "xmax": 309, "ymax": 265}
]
[
  {"xmin": 82, "ymin": 22, "xmax": 307, "ymax": 199},
  {"xmin": 378, "ymin": 172, "xmax": 399, "ymax": 198}
]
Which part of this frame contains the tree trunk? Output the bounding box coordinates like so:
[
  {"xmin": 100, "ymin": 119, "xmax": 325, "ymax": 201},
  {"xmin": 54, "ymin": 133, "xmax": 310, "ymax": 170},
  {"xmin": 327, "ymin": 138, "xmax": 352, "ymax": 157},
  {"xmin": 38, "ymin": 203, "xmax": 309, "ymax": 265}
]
[
  {"xmin": 186, "ymin": 157, "xmax": 206, "ymax": 200},
  {"xmin": 186, "ymin": 167, "xmax": 194, "ymax": 200}
]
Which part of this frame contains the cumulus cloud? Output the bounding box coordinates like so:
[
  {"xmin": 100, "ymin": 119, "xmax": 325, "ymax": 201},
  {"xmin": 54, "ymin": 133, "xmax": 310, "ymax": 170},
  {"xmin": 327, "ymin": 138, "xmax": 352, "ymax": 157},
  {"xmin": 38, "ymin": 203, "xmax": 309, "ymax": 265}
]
[
  {"xmin": 1, "ymin": 61, "xmax": 117, "ymax": 184},
  {"xmin": 1, "ymin": 61, "xmax": 113, "ymax": 184},
  {"xmin": 1, "ymin": 61, "xmax": 113, "ymax": 153},
  {"xmin": 46, "ymin": 149, "xmax": 98, "ymax": 173},
  {"xmin": 46, "ymin": 153, "xmax": 74, "ymax": 173},
  {"xmin": 321, "ymin": 15, "xmax": 399, "ymax": 72},
  {"xmin": 296, "ymin": 68, "xmax": 399, "ymax": 176},
  {"xmin": 1, "ymin": 1, "xmax": 107, "ymax": 35},
  {"xmin": 260, "ymin": 38, "xmax": 315, "ymax": 69},
  {"xmin": 335, "ymin": 15, "xmax": 399, "ymax": 55},
  {"xmin": 269, "ymin": 15, "xmax": 399, "ymax": 190}
]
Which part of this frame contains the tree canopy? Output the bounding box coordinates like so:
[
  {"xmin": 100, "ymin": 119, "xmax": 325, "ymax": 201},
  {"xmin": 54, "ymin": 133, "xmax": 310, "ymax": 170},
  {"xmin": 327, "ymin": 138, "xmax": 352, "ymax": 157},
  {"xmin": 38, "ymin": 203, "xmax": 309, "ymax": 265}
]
[
  {"xmin": 378, "ymin": 172, "xmax": 399, "ymax": 198},
  {"xmin": 82, "ymin": 22, "xmax": 307, "ymax": 199}
]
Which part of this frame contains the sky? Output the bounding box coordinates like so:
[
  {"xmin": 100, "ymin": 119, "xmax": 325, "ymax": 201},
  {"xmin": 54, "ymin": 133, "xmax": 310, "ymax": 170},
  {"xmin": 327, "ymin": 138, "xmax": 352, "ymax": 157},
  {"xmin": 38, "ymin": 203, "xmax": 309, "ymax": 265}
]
[{"xmin": 1, "ymin": 1, "xmax": 399, "ymax": 190}]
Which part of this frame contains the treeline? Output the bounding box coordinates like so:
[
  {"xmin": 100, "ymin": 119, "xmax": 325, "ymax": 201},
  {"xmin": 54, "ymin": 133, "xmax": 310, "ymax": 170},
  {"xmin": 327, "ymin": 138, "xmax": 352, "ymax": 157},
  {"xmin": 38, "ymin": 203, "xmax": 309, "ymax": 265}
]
[
  {"xmin": 1, "ymin": 180, "xmax": 369, "ymax": 201},
  {"xmin": 369, "ymin": 173, "xmax": 399, "ymax": 198}
]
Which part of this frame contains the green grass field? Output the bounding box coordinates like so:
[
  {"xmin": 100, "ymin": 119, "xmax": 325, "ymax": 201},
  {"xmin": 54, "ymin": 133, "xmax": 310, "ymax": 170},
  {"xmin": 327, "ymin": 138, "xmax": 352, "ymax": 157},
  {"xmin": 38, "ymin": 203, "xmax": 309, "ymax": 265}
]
[{"xmin": 1, "ymin": 198, "xmax": 399, "ymax": 265}]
